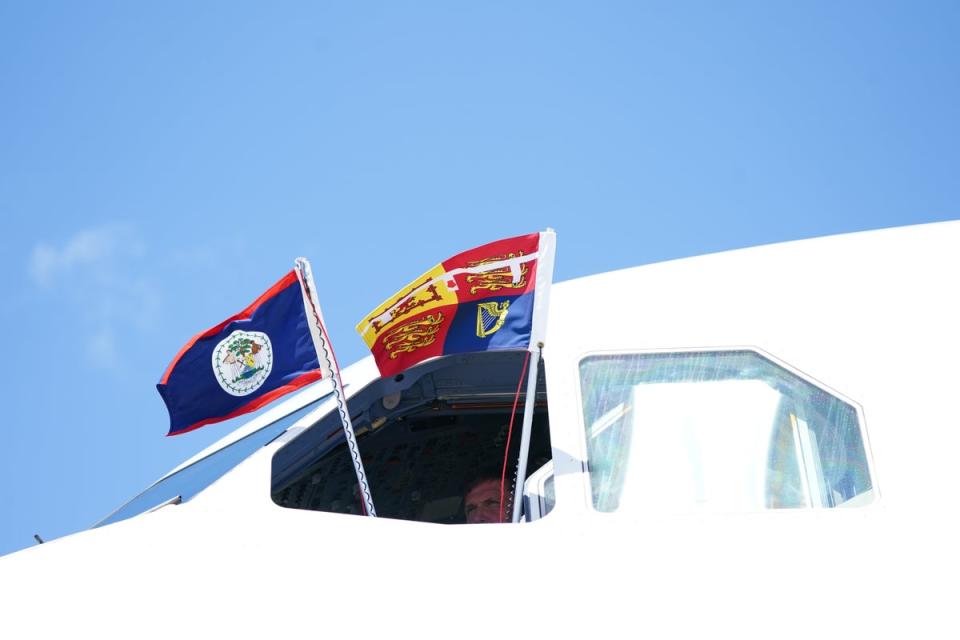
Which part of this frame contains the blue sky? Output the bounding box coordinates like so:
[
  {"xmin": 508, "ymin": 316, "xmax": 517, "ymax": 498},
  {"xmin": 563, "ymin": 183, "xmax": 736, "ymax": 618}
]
[{"xmin": 1, "ymin": 1, "xmax": 957, "ymax": 557}]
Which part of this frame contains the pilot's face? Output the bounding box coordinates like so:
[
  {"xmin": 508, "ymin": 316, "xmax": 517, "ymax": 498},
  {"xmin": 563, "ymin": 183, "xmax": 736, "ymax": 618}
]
[{"xmin": 464, "ymin": 480, "xmax": 503, "ymax": 524}]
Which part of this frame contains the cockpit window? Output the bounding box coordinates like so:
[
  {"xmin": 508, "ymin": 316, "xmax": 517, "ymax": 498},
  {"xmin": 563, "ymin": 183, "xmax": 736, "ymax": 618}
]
[
  {"xmin": 579, "ymin": 350, "xmax": 874, "ymax": 513},
  {"xmin": 271, "ymin": 351, "xmax": 551, "ymax": 523}
]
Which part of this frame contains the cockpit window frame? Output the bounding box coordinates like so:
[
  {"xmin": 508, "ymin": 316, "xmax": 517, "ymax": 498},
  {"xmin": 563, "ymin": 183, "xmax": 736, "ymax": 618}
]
[{"xmin": 574, "ymin": 346, "xmax": 879, "ymax": 514}]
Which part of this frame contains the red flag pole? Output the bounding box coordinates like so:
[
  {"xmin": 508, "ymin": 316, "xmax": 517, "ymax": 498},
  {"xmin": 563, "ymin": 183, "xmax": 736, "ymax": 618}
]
[{"xmin": 295, "ymin": 258, "xmax": 377, "ymax": 517}]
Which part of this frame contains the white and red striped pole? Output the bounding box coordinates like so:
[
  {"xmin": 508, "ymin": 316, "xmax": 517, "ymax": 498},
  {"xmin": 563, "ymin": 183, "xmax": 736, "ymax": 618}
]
[{"xmin": 295, "ymin": 257, "xmax": 377, "ymax": 517}]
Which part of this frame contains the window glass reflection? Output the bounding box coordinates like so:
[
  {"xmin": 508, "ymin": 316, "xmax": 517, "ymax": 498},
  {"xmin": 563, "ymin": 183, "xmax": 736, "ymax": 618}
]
[
  {"xmin": 96, "ymin": 394, "xmax": 329, "ymax": 528},
  {"xmin": 579, "ymin": 351, "xmax": 873, "ymax": 513}
]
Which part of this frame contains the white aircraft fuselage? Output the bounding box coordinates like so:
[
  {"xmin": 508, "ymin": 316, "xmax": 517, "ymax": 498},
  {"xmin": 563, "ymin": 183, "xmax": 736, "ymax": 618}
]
[{"xmin": 1, "ymin": 222, "xmax": 957, "ymax": 638}]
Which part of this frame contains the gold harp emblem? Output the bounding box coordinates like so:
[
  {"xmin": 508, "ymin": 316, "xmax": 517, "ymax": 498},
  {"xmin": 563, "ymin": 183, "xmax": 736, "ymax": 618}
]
[
  {"xmin": 382, "ymin": 313, "xmax": 444, "ymax": 359},
  {"xmin": 466, "ymin": 252, "xmax": 528, "ymax": 294},
  {"xmin": 476, "ymin": 301, "xmax": 510, "ymax": 338}
]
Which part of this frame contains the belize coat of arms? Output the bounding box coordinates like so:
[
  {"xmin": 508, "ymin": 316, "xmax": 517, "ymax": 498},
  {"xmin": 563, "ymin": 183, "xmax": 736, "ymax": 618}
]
[{"xmin": 212, "ymin": 330, "xmax": 274, "ymax": 396}]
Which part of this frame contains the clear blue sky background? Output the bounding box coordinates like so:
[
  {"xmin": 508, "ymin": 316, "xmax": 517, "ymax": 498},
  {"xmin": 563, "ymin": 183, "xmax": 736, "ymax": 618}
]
[{"xmin": 1, "ymin": 2, "xmax": 957, "ymax": 557}]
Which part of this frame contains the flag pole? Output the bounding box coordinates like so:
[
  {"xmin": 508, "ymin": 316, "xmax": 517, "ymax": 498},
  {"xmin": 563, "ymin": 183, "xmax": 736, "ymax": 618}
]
[
  {"xmin": 295, "ymin": 258, "xmax": 377, "ymax": 517},
  {"xmin": 511, "ymin": 229, "xmax": 556, "ymax": 523}
]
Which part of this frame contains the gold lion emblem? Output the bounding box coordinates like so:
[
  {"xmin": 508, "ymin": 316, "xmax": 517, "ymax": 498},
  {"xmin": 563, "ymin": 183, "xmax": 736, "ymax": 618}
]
[
  {"xmin": 465, "ymin": 252, "xmax": 528, "ymax": 294},
  {"xmin": 382, "ymin": 313, "xmax": 445, "ymax": 359}
]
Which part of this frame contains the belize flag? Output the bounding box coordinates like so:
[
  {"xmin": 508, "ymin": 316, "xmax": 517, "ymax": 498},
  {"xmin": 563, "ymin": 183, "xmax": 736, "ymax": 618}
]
[
  {"xmin": 158, "ymin": 265, "xmax": 329, "ymax": 436},
  {"xmin": 356, "ymin": 231, "xmax": 556, "ymax": 378}
]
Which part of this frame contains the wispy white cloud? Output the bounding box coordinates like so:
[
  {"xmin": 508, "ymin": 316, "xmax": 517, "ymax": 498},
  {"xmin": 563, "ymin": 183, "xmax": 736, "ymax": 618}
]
[
  {"xmin": 29, "ymin": 225, "xmax": 145, "ymax": 289},
  {"xmin": 86, "ymin": 327, "xmax": 121, "ymax": 370},
  {"xmin": 27, "ymin": 224, "xmax": 156, "ymax": 373}
]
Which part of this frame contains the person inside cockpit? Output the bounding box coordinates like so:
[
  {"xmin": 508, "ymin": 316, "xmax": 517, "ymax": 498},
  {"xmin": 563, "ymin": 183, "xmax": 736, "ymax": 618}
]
[{"xmin": 464, "ymin": 477, "xmax": 506, "ymax": 524}]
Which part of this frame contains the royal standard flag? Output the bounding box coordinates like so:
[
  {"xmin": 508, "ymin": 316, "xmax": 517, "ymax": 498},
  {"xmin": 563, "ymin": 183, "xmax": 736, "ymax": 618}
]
[
  {"xmin": 158, "ymin": 265, "xmax": 330, "ymax": 436},
  {"xmin": 357, "ymin": 231, "xmax": 556, "ymax": 378}
]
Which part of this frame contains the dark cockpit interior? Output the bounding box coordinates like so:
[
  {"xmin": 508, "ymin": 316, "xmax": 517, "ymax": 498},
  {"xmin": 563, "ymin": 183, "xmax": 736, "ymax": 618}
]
[{"xmin": 271, "ymin": 351, "xmax": 550, "ymax": 523}]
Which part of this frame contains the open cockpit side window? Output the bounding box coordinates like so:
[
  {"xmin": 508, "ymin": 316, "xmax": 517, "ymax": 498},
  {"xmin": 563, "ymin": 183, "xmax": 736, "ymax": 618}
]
[{"xmin": 271, "ymin": 351, "xmax": 551, "ymax": 523}]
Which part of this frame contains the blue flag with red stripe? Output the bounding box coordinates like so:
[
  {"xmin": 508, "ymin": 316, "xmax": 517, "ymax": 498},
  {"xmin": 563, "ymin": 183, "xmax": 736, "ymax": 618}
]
[{"xmin": 157, "ymin": 269, "xmax": 325, "ymax": 436}]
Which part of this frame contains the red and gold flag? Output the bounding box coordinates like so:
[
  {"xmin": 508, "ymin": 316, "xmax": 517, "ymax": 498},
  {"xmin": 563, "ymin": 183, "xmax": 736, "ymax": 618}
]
[{"xmin": 356, "ymin": 231, "xmax": 555, "ymax": 377}]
